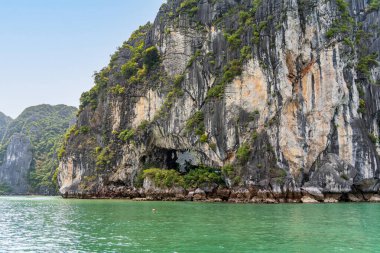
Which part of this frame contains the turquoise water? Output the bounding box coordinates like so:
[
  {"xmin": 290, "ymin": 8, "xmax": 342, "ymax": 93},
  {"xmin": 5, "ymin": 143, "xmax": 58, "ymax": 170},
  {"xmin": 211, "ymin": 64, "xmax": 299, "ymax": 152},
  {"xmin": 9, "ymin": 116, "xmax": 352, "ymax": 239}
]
[{"xmin": 0, "ymin": 197, "xmax": 379, "ymax": 252}]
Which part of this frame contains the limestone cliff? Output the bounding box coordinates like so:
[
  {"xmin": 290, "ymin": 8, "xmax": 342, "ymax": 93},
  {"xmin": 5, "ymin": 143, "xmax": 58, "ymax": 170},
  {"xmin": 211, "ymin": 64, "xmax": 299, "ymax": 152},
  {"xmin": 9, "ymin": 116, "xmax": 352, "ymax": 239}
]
[
  {"xmin": 0, "ymin": 134, "xmax": 33, "ymax": 194},
  {"xmin": 0, "ymin": 112, "xmax": 12, "ymax": 142},
  {"xmin": 59, "ymin": 0, "xmax": 380, "ymax": 202},
  {"xmin": 0, "ymin": 105, "xmax": 77, "ymax": 195}
]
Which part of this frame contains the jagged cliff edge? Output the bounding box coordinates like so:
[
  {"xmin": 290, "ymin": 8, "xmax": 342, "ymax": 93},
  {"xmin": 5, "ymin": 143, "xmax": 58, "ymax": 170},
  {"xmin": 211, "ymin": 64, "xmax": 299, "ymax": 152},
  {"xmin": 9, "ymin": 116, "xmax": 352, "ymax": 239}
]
[{"xmin": 58, "ymin": 0, "xmax": 380, "ymax": 203}]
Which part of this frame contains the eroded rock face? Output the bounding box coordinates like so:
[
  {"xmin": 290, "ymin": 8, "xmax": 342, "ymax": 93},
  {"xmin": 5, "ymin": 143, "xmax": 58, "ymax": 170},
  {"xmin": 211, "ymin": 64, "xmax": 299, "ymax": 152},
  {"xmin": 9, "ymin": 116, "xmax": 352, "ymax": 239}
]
[
  {"xmin": 59, "ymin": 0, "xmax": 380, "ymax": 202},
  {"xmin": 305, "ymin": 154, "xmax": 358, "ymax": 193},
  {"xmin": 0, "ymin": 105, "xmax": 77, "ymax": 195},
  {"xmin": 0, "ymin": 112, "xmax": 12, "ymax": 142},
  {"xmin": 0, "ymin": 134, "xmax": 32, "ymax": 194}
]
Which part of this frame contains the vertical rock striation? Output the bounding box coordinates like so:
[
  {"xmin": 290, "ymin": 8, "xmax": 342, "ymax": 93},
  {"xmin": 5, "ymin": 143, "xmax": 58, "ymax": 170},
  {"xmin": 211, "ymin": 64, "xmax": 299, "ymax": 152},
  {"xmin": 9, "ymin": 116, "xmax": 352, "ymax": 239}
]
[
  {"xmin": 0, "ymin": 134, "xmax": 32, "ymax": 194},
  {"xmin": 59, "ymin": 0, "xmax": 380, "ymax": 202},
  {"xmin": 0, "ymin": 105, "xmax": 77, "ymax": 195},
  {"xmin": 0, "ymin": 112, "xmax": 12, "ymax": 142}
]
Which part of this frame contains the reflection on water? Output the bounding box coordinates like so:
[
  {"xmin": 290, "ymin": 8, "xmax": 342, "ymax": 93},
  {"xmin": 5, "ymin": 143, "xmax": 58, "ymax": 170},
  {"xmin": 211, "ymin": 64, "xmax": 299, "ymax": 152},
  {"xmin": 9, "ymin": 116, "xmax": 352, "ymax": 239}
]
[{"xmin": 0, "ymin": 196, "xmax": 379, "ymax": 252}]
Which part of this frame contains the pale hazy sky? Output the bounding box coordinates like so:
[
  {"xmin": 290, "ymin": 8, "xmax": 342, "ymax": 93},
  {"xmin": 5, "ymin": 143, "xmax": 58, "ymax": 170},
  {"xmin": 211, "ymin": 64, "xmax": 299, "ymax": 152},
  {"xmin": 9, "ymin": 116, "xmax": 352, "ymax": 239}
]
[{"xmin": 0, "ymin": 0, "xmax": 164, "ymax": 118}]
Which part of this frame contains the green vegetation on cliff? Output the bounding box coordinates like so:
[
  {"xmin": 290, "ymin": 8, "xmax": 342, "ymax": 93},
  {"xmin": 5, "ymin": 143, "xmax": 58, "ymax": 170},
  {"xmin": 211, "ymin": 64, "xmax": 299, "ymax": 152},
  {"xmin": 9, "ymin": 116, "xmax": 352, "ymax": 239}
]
[
  {"xmin": 0, "ymin": 112, "xmax": 12, "ymax": 142},
  {"xmin": 326, "ymin": 0, "xmax": 354, "ymax": 39},
  {"xmin": 143, "ymin": 168, "xmax": 184, "ymax": 188},
  {"xmin": 0, "ymin": 183, "xmax": 11, "ymax": 195},
  {"xmin": 142, "ymin": 166, "xmax": 223, "ymax": 189},
  {"xmin": 58, "ymin": 0, "xmax": 380, "ymax": 200},
  {"xmin": 357, "ymin": 53, "xmax": 379, "ymax": 79},
  {"xmin": 368, "ymin": 0, "xmax": 380, "ymax": 11},
  {"xmin": 0, "ymin": 105, "xmax": 77, "ymax": 194}
]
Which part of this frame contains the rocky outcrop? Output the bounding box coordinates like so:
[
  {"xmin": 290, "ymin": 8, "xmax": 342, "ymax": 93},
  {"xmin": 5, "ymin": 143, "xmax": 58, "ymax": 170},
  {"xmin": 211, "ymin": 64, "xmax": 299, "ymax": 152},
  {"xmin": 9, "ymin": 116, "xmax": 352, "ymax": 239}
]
[
  {"xmin": 0, "ymin": 105, "xmax": 77, "ymax": 195},
  {"xmin": 0, "ymin": 134, "xmax": 32, "ymax": 194},
  {"xmin": 0, "ymin": 112, "xmax": 12, "ymax": 142},
  {"xmin": 59, "ymin": 0, "xmax": 380, "ymax": 203}
]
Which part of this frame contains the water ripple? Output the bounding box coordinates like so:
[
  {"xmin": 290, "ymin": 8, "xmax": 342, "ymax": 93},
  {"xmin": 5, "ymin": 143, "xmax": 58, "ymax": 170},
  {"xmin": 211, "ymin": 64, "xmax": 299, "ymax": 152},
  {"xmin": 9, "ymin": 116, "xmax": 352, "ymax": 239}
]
[{"xmin": 0, "ymin": 197, "xmax": 379, "ymax": 252}]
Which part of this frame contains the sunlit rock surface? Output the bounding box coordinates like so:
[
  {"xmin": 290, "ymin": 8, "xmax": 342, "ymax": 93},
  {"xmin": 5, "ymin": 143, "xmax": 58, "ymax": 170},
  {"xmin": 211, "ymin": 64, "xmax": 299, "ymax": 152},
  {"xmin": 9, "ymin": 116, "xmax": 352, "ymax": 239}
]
[{"xmin": 59, "ymin": 0, "xmax": 380, "ymax": 202}]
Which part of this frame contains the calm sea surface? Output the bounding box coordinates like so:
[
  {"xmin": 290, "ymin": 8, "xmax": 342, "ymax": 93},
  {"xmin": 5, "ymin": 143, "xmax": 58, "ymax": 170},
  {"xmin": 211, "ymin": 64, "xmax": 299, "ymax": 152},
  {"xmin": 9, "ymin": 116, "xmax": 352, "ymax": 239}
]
[{"xmin": 0, "ymin": 196, "xmax": 379, "ymax": 252}]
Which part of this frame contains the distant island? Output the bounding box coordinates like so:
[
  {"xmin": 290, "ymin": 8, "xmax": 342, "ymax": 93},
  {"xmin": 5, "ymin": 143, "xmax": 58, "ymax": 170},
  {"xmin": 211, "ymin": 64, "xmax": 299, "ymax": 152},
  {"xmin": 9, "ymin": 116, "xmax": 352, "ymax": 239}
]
[{"xmin": 0, "ymin": 105, "xmax": 76, "ymax": 195}]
